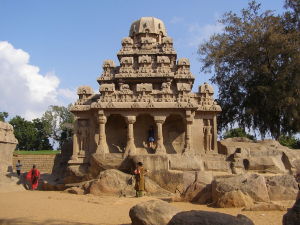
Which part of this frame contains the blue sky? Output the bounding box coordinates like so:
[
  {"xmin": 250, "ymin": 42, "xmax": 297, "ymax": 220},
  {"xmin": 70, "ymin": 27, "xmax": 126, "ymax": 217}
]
[{"xmin": 0, "ymin": 0, "xmax": 286, "ymax": 119}]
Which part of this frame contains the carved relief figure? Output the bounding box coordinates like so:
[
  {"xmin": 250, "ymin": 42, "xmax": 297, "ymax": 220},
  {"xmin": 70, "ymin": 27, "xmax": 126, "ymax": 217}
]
[
  {"xmin": 121, "ymin": 37, "xmax": 133, "ymax": 52},
  {"xmin": 203, "ymin": 120, "xmax": 213, "ymax": 152},
  {"xmin": 102, "ymin": 60, "xmax": 115, "ymax": 77},
  {"xmin": 157, "ymin": 56, "xmax": 171, "ymax": 74},
  {"xmin": 162, "ymin": 37, "xmax": 174, "ymax": 52},
  {"xmin": 141, "ymin": 37, "xmax": 155, "ymax": 50},
  {"xmin": 78, "ymin": 120, "xmax": 89, "ymax": 155},
  {"xmin": 120, "ymin": 57, "xmax": 134, "ymax": 74},
  {"xmin": 138, "ymin": 55, "xmax": 152, "ymax": 74}
]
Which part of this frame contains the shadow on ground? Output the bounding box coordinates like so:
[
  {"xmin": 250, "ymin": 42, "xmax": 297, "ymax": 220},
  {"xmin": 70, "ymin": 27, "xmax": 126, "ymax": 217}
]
[{"xmin": 0, "ymin": 218, "xmax": 131, "ymax": 225}]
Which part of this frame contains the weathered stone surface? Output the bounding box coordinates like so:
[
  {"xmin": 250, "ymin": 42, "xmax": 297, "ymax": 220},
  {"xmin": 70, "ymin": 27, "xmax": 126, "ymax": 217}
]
[
  {"xmin": 129, "ymin": 200, "xmax": 180, "ymax": 225},
  {"xmin": 248, "ymin": 156, "xmax": 286, "ymax": 173},
  {"xmin": 219, "ymin": 138, "xmax": 300, "ymax": 174},
  {"xmin": 243, "ymin": 202, "xmax": 286, "ymax": 211},
  {"xmin": 216, "ymin": 190, "xmax": 254, "ymax": 208},
  {"xmin": 0, "ymin": 121, "xmax": 18, "ymax": 175},
  {"xmin": 0, "ymin": 175, "xmax": 25, "ymax": 192},
  {"xmin": 88, "ymin": 169, "xmax": 171, "ymax": 197},
  {"xmin": 168, "ymin": 154, "xmax": 204, "ymax": 171},
  {"xmin": 64, "ymin": 187, "xmax": 84, "ymax": 195},
  {"xmin": 167, "ymin": 210, "xmax": 255, "ymax": 225},
  {"xmin": 89, "ymin": 153, "xmax": 131, "ymax": 178},
  {"xmin": 63, "ymin": 164, "xmax": 89, "ymax": 184},
  {"xmin": 181, "ymin": 171, "xmax": 213, "ymax": 203},
  {"xmin": 283, "ymin": 199, "xmax": 300, "ymax": 225},
  {"xmin": 212, "ymin": 174, "xmax": 270, "ymax": 203},
  {"xmin": 265, "ymin": 175, "xmax": 299, "ymax": 200}
]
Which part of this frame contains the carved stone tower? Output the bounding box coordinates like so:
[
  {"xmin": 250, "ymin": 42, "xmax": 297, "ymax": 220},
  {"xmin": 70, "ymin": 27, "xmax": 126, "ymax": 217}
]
[{"xmin": 69, "ymin": 17, "xmax": 221, "ymax": 169}]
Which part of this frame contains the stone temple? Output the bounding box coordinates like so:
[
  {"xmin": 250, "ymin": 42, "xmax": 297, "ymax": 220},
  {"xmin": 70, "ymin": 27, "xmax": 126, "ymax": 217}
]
[{"xmin": 68, "ymin": 17, "xmax": 222, "ymax": 181}]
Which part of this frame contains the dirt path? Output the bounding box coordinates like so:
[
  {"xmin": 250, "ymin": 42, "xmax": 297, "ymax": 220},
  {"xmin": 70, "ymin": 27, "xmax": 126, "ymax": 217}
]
[{"xmin": 0, "ymin": 190, "xmax": 293, "ymax": 225}]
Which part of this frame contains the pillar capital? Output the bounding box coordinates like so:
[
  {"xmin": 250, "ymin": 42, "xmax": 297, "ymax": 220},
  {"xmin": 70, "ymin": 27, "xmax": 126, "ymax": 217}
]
[
  {"xmin": 185, "ymin": 110, "xmax": 194, "ymax": 123},
  {"xmin": 125, "ymin": 116, "xmax": 136, "ymax": 124},
  {"xmin": 98, "ymin": 115, "xmax": 107, "ymax": 124},
  {"xmin": 154, "ymin": 116, "xmax": 166, "ymax": 123}
]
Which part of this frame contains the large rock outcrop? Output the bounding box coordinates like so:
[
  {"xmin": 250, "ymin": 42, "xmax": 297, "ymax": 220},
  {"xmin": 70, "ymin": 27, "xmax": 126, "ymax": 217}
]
[
  {"xmin": 219, "ymin": 138, "xmax": 300, "ymax": 174},
  {"xmin": 87, "ymin": 169, "xmax": 172, "ymax": 197},
  {"xmin": 212, "ymin": 173, "xmax": 270, "ymax": 206},
  {"xmin": 265, "ymin": 175, "xmax": 299, "ymax": 201},
  {"xmin": 180, "ymin": 171, "xmax": 213, "ymax": 204},
  {"xmin": 129, "ymin": 200, "xmax": 180, "ymax": 225},
  {"xmin": 0, "ymin": 121, "xmax": 18, "ymax": 174},
  {"xmin": 167, "ymin": 210, "xmax": 255, "ymax": 225}
]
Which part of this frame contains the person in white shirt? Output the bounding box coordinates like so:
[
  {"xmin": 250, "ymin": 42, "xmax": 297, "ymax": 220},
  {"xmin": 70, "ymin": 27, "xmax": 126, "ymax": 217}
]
[{"xmin": 16, "ymin": 160, "xmax": 22, "ymax": 177}]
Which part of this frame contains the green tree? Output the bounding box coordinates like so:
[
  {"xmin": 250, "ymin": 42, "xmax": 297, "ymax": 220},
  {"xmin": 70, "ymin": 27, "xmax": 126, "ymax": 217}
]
[
  {"xmin": 223, "ymin": 128, "xmax": 255, "ymax": 140},
  {"xmin": 199, "ymin": 1, "xmax": 300, "ymax": 139},
  {"xmin": 278, "ymin": 135, "xmax": 300, "ymax": 149},
  {"xmin": 10, "ymin": 116, "xmax": 37, "ymax": 150},
  {"xmin": 0, "ymin": 112, "xmax": 8, "ymax": 122},
  {"xmin": 42, "ymin": 105, "xmax": 74, "ymax": 148},
  {"xmin": 9, "ymin": 116, "xmax": 53, "ymax": 150},
  {"xmin": 285, "ymin": 0, "xmax": 300, "ymax": 29},
  {"xmin": 32, "ymin": 118, "xmax": 53, "ymax": 150}
]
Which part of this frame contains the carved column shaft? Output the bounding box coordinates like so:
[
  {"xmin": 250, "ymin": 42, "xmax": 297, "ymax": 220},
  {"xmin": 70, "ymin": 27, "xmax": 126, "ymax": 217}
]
[
  {"xmin": 154, "ymin": 116, "xmax": 166, "ymax": 154},
  {"xmin": 71, "ymin": 117, "xmax": 79, "ymax": 160},
  {"xmin": 213, "ymin": 115, "xmax": 217, "ymax": 152},
  {"xmin": 184, "ymin": 111, "xmax": 194, "ymax": 154},
  {"xmin": 124, "ymin": 116, "xmax": 136, "ymax": 157},
  {"xmin": 185, "ymin": 121, "xmax": 192, "ymax": 149},
  {"xmin": 96, "ymin": 112, "xmax": 109, "ymax": 154}
]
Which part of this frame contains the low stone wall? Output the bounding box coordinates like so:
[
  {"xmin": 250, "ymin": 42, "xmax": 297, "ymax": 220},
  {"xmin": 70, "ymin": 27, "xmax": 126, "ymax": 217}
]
[{"xmin": 12, "ymin": 154, "xmax": 59, "ymax": 174}]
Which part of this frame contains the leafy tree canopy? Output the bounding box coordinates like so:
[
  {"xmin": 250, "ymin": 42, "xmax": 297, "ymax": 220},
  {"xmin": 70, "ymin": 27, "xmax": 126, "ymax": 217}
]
[
  {"xmin": 0, "ymin": 112, "xmax": 8, "ymax": 122},
  {"xmin": 41, "ymin": 105, "xmax": 74, "ymax": 148},
  {"xmin": 9, "ymin": 116, "xmax": 52, "ymax": 150},
  {"xmin": 278, "ymin": 135, "xmax": 300, "ymax": 149},
  {"xmin": 199, "ymin": 1, "xmax": 300, "ymax": 139},
  {"xmin": 223, "ymin": 128, "xmax": 255, "ymax": 140}
]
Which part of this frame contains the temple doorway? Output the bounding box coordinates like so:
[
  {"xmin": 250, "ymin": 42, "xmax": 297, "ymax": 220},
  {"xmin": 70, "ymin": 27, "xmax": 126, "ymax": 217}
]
[
  {"xmin": 106, "ymin": 114, "xmax": 127, "ymax": 153},
  {"xmin": 134, "ymin": 114, "xmax": 155, "ymax": 153},
  {"xmin": 163, "ymin": 114, "xmax": 185, "ymax": 154}
]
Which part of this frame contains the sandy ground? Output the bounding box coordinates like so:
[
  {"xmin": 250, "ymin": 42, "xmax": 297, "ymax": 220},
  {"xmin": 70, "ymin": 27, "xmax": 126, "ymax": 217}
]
[{"xmin": 0, "ymin": 190, "xmax": 294, "ymax": 225}]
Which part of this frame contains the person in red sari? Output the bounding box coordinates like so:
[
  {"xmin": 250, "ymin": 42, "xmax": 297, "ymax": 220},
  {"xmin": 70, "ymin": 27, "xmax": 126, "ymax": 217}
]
[{"xmin": 26, "ymin": 165, "xmax": 40, "ymax": 190}]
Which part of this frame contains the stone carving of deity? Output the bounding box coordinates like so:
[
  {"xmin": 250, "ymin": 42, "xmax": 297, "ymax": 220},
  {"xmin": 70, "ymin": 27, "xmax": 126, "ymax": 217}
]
[
  {"xmin": 78, "ymin": 120, "xmax": 89, "ymax": 155},
  {"xmin": 203, "ymin": 120, "xmax": 213, "ymax": 152}
]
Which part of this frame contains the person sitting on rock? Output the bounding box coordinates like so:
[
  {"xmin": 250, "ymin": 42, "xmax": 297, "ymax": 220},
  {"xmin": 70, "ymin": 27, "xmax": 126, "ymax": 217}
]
[
  {"xmin": 147, "ymin": 126, "xmax": 155, "ymax": 150},
  {"xmin": 134, "ymin": 162, "xmax": 148, "ymax": 197}
]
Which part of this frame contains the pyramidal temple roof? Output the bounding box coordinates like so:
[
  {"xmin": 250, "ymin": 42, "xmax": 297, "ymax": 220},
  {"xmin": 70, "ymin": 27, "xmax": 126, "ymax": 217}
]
[
  {"xmin": 71, "ymin": 17, "xmax": 221, "ymax": 113},
  {"xmin": 129, "ymin": 17, "xmax": 167, "ymax": 37}
]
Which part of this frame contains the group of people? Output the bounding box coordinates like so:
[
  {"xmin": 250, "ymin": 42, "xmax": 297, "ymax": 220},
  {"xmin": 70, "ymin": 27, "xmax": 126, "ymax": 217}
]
[{"xmin": 15, "ymin": 160, "xmax": 40, "ymax": 190}]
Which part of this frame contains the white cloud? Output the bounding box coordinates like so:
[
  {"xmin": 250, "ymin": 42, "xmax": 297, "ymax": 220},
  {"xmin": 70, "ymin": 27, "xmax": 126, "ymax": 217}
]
[
  {"xmin": 170, "ymin": 16, "xmax": 184, "ymax": 24},
  {"xmin": 187, "ymin": 22, "xmax": 224, "ymax": 47},
  {"xmin": 0, "ymin": 41, "xmax": 76, "ymax": 120}
]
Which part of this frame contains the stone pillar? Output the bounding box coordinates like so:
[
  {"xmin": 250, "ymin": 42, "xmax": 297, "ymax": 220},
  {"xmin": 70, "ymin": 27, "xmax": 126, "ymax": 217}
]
[
  {"xmin": 183, "ymin": 111, "xmax": 194, "ymax": 154},
  {"xmin": 213, "ymin": 114, "xmax": 218, "ymax": 152},
  {"xmin": 96, "ymin": 111, "xmax": 109, "ymax": 154},
  {"xmin": 154, "ymin": 116, "xmax": 166, "ymax": 154},
  {"xmin": 71, "ymin": 117, "xmax": 79, "ymax": 160},
  {"xmin": 124, "ymin": 116, "xmax": 136, "ymax": 157}
]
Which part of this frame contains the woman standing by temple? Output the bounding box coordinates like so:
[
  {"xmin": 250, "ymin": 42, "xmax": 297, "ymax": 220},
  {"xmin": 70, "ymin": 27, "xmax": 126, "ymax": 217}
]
[{"xmin": 134, "ymin": 162, "xmax": 148, "ymax": 197}]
